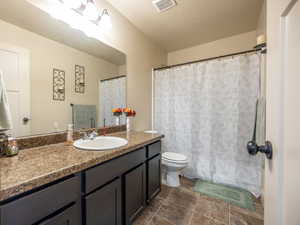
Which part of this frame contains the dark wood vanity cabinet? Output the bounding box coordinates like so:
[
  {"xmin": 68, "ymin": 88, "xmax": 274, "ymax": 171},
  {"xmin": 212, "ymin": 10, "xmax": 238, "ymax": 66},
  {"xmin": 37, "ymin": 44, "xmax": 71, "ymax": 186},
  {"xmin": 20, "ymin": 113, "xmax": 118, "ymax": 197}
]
[
  {"xmin": 146, "ymin": 141, "xmax": 162, "ymax": 202},
  {"xmin": 85, "ymin": 178, "xmax": 122, "ymax": 225},
  {"xmin": 124, "ymin": 164, "xmax": 146, "ymax": 225},
  {"xmin": 146, "ymin": 154, "xmax": 161, "ymax": 203},
  {"xmin": 0, "ymin": 175, "xmax": 81, "ymax": 225},
  {"xmin": 0, "ymin": 141, "xmax": 162, "ymax": 225}
]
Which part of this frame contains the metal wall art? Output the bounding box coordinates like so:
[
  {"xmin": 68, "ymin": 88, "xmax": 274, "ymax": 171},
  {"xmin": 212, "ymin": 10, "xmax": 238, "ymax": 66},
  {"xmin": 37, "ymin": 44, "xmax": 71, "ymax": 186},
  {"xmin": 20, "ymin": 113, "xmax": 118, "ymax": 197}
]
[
  {"xmin": 75, "ymin": 65, "xmax": 85, "ymax": 93},
  {"xmin": 53, "ymin": 68, "xmax": 65, "ymax": 101}
]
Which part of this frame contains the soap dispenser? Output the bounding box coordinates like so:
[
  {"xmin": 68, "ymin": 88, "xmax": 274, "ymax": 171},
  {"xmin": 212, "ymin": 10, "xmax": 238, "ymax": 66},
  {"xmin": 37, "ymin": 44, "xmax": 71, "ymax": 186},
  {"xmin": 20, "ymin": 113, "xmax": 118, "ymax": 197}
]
[{"xmin": 66, "ymin": 124, "xmax": 74, "ymax": 145}]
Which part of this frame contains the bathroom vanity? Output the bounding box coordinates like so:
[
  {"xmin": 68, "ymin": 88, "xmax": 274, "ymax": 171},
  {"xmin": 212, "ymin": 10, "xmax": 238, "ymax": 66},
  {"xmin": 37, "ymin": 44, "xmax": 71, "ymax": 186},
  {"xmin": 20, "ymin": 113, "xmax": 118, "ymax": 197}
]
[{"xmin": 0, "ymin": 132, "xmax": 163, "ymax": 225}]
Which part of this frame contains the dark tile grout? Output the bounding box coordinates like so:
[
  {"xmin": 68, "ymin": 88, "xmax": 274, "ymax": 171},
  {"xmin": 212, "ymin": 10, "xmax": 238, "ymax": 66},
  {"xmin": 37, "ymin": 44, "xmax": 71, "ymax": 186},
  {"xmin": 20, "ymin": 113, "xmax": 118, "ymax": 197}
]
[
  {"xmin": 135, "ymin": 178, "xmax": 264, "ymax": 225},
  {"xmin": 145, "ymin": 199, "xmax": 164, "ymax": 225}
]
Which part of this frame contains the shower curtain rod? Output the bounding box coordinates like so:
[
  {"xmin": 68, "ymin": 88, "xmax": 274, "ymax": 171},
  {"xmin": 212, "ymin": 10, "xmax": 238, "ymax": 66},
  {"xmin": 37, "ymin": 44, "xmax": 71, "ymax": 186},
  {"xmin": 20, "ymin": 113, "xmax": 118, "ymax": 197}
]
[
  {"xmin": 100, "ymin": 75, "xmax": 126, "ymax": 82},
  {"xmin": 154, "ymin": 49, "xmax": 260, "ymax": 71}
]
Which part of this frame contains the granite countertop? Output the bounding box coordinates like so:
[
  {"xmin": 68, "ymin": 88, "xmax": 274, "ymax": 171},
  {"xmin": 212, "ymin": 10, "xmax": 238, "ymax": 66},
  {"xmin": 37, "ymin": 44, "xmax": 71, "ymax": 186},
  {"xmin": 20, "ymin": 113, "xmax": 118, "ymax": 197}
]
[{"xmin": 0, "ymin": 131, "xmax": 163, "ymax": 201}]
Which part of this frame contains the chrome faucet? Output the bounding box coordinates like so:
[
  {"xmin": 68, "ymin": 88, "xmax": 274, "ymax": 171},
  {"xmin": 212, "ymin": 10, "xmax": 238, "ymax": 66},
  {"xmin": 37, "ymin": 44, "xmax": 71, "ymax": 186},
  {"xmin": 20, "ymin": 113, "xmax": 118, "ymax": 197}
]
[
  {"xmin": 80, "ymin": 130, "xmax": 98, "ymax": 140},
  {"xmin": 80, "ymin": 131, "xmax": 89, "ymax": 140},
  {"xmin": 88, "ymin": 131, "xmax": 98, "ymax": 140}
]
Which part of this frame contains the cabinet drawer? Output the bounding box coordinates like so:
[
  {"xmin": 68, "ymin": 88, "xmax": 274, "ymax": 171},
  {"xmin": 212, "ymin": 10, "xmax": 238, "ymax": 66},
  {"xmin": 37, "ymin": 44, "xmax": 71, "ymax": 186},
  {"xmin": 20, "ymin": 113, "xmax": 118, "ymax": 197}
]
[
  {"xmin": 147, "ymin": 141, "xmax": 161, "ymax": 158},
  {"xmin": 85, "ymin": 148, "xmax": 146, "ymax": 193},
  {"xmin": 39, "ymin": 203, "xmax": 81, "ymax": 225},
  {"xmin": 0, "ymin": 175, "xmax": 80, "ymax": 225}
]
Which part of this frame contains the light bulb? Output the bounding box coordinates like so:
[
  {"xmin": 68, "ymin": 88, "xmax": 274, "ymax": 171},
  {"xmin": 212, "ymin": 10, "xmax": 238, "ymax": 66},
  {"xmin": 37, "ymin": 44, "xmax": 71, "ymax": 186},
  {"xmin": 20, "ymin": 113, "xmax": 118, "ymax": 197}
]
[
  {"xmin": 62, "ymin": 0, "xmax": 82, "ymax": 9},
  {"xmin": 83, "ymin": 2, "xmax": 99, "ymax": 21},
  {"xmin": 69, "ymin": 15, "xmax": 86, "ymax": 30},
  {"xmin": 50, "ymin": 6, "xmax": 65, "ymax": 21},
  {"xmin": 81, "ymin": 0, "xmax": 87, "ymax": 5},
  {"xmin": 99, "ymin": 10, "xmax": 112, "ymax": 29},
  {"xmin": 82, "ymin": 20, "xmax": 98, "ymax": 38}
]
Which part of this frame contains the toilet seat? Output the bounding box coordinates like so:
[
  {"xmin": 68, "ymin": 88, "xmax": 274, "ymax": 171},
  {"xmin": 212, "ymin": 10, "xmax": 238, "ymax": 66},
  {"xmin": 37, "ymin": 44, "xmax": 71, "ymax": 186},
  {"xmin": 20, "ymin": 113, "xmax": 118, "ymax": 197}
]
[{"xmin": 162, "ymin": 152, "xmax": 188, "ymax": 163}]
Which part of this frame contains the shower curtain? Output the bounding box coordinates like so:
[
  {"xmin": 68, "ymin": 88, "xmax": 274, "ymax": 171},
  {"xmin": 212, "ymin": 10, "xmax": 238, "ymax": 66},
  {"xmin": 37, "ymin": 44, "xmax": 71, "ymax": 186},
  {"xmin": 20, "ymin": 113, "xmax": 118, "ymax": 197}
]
[
  {"xmin": 154, "ymin": 54, "xmax": 263, "ymax": 196},
  {"xmin": 100, "ymin": 76, "xmax": 126, "ymax": 127}
]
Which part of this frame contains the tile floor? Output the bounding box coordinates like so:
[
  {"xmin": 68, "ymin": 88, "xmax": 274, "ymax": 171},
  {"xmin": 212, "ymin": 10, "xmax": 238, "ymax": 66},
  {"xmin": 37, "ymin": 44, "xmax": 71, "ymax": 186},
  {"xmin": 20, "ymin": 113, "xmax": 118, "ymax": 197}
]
[{"xmin": 134, "ymin": 178, "xmax": 264, "ymax": 225}]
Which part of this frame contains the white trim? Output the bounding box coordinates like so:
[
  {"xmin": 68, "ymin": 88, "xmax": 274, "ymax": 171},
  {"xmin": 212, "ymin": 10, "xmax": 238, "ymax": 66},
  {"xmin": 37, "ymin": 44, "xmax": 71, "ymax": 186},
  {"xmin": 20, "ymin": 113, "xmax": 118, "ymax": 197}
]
[
  {"xmin": 0, "ymin": 43, "xmax": 31, "ymax": 136},
  {"xmin": 278, "ymin": 15, "xmax": 286, "ymax": 225},
  {"xmin": 151, "ymin": 68, "xmax": 154, "ymax": 131},
  {"xmin": 277, "ymin": 1, "xmax": 298, "ymax": 224},
  {"xmin": 98, "ymin": 79, "xmax": 102, "ymax": 127}
]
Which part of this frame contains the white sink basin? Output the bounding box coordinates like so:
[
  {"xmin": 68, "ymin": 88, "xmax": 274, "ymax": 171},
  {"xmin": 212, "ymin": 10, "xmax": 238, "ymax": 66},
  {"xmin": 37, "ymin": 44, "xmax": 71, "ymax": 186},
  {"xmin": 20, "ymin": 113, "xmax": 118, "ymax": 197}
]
[{"xmin": 73, "ymin": 136, "xmax": 128, "ymax": 151}]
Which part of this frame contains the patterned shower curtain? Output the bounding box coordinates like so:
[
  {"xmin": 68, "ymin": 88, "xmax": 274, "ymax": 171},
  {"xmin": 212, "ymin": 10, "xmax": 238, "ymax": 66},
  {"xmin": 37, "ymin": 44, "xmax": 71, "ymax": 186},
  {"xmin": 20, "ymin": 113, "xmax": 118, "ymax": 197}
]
[
  {"xmin": 100, "ymin": 77, "xmax": 126, "ymax": 127},
  {"xmin": 154, "ymin": 54, "xmax": 263, "ymax": 196}
]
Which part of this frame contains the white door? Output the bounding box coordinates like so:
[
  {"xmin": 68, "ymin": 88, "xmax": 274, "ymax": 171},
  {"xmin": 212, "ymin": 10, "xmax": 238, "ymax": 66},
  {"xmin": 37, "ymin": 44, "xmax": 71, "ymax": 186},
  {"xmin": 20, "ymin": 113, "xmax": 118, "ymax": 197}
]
[
  {"xmin": 265, "ymin": 0, "xmax": 300, "ymax": 225},
  {"xmin": 0, "ymin": 44, "xmax": 30, "ymax": 137}
]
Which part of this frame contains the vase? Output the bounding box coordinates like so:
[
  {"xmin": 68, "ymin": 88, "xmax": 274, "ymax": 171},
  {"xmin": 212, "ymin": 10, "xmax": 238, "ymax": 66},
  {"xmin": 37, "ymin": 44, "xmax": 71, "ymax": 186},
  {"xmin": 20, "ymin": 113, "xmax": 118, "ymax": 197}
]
[
  {"xmin": 126, "ymin": 117, "xmax": 131, "ymax": 132},
  {"xmin": 116, "ymin": 116, "xmax": 120, "ymax": 126}
]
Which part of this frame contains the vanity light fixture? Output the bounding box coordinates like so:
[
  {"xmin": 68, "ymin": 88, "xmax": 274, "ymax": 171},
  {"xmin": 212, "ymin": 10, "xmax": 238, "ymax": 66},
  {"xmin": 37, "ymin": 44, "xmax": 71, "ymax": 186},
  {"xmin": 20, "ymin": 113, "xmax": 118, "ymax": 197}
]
[
  {"xmin": 99, "ymin": 9, "xmax": 112, "ymax": 29},
  {"xmin": 44, "ymin": 0, "xmax": 112, "ymax": 40},
  {"xmin": 61, "ymin": 0, "xmax": 110, "ymax": 26},
  {"xmin": 62, "ymin": 0, "xmax": 82, "ymax": 9},
  {"xmin": 83, "ymin": 1, "xmax": 99, "ymax": 21}
]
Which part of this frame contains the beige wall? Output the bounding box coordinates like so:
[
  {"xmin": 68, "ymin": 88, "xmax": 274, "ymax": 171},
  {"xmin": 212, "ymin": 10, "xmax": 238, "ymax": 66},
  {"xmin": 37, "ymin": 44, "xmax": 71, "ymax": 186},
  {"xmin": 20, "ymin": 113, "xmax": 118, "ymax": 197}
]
[
  {"xmin": 256, "ymin": 0, "xmax": 266, "ymax": 37},
  {"xmin": 167, "ymin": 31, "xmax": 257, "ymax": 65},
  {"xmin": 0, "ymin": 19, "xmax": 120, "ymax": 135},
  {"xmin": 118, "ymin": 64, "xmax": 127, "ymax": 75}
]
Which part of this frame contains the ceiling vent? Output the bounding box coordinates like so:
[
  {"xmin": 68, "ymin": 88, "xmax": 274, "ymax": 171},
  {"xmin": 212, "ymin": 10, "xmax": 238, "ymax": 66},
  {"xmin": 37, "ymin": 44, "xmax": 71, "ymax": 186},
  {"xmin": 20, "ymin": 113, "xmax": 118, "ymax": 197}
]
[{"xmin": 152, "ymin": 0, "xmax": 177, "ymax": 12}]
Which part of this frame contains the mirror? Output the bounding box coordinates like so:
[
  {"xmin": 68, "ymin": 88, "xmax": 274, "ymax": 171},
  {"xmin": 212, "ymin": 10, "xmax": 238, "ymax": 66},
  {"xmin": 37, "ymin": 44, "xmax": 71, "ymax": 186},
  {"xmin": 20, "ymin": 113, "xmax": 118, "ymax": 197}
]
[{"xmin": 0, "ymin": 0, "xmax": 126, "ymax": 137}]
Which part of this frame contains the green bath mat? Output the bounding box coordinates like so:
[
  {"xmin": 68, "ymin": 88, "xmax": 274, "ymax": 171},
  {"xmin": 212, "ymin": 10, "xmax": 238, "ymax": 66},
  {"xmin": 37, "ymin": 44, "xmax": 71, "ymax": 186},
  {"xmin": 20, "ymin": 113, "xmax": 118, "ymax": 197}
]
[{"xmin": 194, "ymin": 180, "xmax": 255, "ymax": 211}]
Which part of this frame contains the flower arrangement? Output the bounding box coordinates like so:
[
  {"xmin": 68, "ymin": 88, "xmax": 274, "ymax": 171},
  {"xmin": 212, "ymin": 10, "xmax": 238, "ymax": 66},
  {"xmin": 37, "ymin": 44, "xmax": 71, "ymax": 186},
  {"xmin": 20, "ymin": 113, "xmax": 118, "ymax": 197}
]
[
  {"xmin": 122, "ymin": 108, "xmax": 136, "ymax": 132},
  {"xmin": 123, "ymin": 107, "xmax": 136, "ymax": 117},
  {"xmin": 112, "ymin": 108, "xmax": 123, "ymax": 116}
]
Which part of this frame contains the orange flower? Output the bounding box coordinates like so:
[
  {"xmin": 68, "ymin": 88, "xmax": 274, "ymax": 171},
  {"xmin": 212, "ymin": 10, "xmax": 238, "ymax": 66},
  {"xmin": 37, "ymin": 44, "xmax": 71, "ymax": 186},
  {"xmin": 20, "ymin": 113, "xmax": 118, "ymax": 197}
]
[
  {"xmin": 123, "ymin": 108, "xmax": 136, "ymax": 117},
  {"xmin": 123, "ymin": 107, "xmax": 131, "ymax": 113},
  {"xmin": 112, "ymin": 108, "xmax": 122, "ymax": 113}
]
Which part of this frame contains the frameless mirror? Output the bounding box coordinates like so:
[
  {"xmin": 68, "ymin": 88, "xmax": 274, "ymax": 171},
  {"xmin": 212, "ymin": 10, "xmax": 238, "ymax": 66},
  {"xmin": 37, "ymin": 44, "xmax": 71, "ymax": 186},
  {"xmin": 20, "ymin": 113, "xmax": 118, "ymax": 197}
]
[{"xmin": 0, "ymin": 0, "xmax": 126, "ymax": 137}]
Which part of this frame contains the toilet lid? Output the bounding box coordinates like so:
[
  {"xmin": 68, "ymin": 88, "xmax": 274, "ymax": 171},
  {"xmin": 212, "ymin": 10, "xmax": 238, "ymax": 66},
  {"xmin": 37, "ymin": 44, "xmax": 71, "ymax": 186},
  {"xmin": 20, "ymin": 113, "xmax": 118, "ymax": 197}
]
[{"xmin": 162, "ymin": 152, "xmax": 187, "ymax": 162}]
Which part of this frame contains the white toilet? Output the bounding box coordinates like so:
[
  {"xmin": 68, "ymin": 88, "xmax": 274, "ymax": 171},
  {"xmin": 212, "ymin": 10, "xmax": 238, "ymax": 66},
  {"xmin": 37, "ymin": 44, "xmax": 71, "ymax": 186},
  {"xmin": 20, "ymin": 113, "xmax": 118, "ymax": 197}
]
[{"xmin": 162, "ymin": 152, "xmax": 188, "ymax": 187}]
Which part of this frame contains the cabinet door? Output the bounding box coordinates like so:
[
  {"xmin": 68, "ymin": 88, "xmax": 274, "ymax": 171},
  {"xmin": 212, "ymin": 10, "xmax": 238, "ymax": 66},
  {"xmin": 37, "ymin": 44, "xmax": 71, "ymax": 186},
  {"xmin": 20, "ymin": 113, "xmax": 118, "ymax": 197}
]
[
  {"xmin": 85, "ymin": 178, "xmax": 122, "ymax": 225},
  {"xmin": 124, "ymin": 164, "xmax": 146, "ymax": 225},
  {"xmin": 147, "ymin": 155, "xmax": 161, "ymax": 203},
  {"xmin": 39, "ymin": 203, "xmax": 81, "ymax": 225}
]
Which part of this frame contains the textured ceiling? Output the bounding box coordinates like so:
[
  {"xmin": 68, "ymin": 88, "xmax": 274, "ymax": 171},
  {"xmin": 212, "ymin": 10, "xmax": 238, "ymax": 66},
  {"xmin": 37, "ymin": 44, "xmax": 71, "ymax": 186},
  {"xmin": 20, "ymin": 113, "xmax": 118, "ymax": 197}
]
[
  {"xmin": 0, "ymin": 0, "xmax": 126, "ymax": 65},
  {"xmin": 107, "ymin": 0, "xmax": 263, "ymax": 51}
]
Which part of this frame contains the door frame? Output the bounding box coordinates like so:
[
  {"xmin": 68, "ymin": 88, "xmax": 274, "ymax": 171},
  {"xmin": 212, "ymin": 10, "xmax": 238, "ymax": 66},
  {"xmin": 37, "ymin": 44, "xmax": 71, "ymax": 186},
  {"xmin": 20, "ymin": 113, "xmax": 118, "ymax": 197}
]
[
  {"xmin": 265, "ymin": 0, "xmax": 299, "ymax": 224},
  {"xmin": 0, "ymin": 43, "xmax": 31, "ymax": 136}
]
